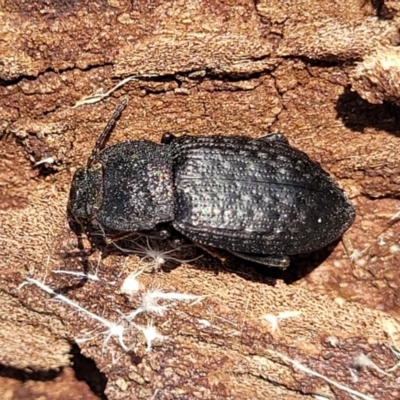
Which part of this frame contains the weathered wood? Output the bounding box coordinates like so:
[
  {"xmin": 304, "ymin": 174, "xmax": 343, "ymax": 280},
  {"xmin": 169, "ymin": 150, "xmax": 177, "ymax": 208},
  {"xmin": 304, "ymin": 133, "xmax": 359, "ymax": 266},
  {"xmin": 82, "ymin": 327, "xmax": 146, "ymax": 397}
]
[{"xmin": 1, "ymin": 1, "xmax": 399, "ymax": 399}]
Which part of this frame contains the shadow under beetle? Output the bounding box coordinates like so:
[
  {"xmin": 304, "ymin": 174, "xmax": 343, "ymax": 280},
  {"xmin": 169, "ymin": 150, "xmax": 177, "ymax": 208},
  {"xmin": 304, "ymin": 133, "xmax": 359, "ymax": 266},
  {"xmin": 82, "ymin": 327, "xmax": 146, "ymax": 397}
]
[{"xmin": 69, "ymin": 100, "xmax": 355, "ymax": 268}]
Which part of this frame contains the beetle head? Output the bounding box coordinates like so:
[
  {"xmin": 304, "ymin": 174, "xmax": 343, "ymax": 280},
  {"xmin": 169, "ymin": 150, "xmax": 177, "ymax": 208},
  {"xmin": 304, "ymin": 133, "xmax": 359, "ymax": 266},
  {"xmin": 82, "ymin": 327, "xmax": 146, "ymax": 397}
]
[
  {"xmin": 68, "ymin": 99, "xmax": 175, "ymax": 235},
  {"xmin": 68, "ymin": 164, "xmax": 103, "ymax": 225},
  {"xmin": 68, "ymin": 99, "xmax": 128, "ymax": 228}
]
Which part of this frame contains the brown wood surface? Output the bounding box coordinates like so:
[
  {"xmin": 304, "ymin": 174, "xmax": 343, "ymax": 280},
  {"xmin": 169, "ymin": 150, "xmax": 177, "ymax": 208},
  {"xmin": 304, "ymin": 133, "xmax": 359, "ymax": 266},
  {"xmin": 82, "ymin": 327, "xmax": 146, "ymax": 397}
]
[{"xmin": 1, "ymin": 1, "xmax": 400, "ymax": 399}]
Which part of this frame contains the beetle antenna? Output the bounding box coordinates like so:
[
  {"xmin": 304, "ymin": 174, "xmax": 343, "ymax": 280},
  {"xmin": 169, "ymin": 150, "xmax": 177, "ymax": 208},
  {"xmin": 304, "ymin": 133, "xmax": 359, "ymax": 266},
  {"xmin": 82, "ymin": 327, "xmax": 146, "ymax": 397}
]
[{"xmin": 87, "ymin": 98, "xmax": 128, "ymax": 168}]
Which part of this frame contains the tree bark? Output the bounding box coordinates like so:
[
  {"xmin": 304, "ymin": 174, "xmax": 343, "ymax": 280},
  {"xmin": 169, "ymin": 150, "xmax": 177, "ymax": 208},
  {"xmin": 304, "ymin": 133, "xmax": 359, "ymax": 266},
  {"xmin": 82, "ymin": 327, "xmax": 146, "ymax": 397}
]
[{"xmin": 1, "ymin": 1, "xmax": 400, "ymax": 399}]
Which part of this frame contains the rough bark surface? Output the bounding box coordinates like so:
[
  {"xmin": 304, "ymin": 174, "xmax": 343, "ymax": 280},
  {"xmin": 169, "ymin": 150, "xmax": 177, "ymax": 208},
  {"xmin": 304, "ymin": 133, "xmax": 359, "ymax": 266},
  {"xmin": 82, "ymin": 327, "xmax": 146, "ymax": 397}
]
[{"xmin": 1, "ymin": 1, "xmax": 400, "ymax": 399}]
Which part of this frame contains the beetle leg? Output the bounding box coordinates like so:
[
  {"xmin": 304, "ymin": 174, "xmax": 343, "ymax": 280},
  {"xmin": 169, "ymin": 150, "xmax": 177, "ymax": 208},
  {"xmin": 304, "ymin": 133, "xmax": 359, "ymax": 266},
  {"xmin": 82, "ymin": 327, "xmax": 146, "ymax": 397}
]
[
  {"xmin": 196, "ymin": 244, "xmax": 227, "ymax": 263},
  {"xmin": 230, "ymin": 251, "xmax": 290, "ymax": 268},
  {"xmin": 140, "ymin": 226, "xmax": 173, "ymax": 240},
  {"xmin": 105, "ymin": 232, "xmax": 138, "ymax": 244}
]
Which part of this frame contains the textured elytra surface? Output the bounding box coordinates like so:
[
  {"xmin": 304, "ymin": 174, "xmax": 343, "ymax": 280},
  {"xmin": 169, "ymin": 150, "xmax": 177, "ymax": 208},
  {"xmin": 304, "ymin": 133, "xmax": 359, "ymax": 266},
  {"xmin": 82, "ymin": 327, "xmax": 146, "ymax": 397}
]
[
  {"xmin": 172, "ymin": 135, "xmax": 354, "ymax": 254},
  {"xmin": 1, "ymin": 0, "xmax": 400, "ymax": 399}
]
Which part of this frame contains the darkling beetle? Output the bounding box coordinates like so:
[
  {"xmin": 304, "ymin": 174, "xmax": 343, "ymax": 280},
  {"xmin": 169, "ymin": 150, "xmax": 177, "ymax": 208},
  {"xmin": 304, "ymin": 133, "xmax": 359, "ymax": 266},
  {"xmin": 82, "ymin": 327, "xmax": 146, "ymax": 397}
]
[{"xmin": 68, "ymin": 100, "xmax": 355, "ymax": 268}]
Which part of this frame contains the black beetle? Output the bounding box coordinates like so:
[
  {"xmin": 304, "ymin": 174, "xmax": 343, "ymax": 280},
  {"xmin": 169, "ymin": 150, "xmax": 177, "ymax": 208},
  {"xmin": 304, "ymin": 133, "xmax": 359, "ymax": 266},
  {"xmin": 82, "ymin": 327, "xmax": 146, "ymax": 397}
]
[{"xmin": 69, "ymin": 100, "xmax": 355, "ymax": 267}]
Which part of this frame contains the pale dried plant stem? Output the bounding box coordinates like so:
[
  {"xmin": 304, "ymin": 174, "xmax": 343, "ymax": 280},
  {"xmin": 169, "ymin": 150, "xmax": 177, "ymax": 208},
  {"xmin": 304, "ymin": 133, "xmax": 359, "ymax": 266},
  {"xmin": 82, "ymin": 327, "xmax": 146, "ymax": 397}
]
[
  {"xmin": 25, "ymin": 278, "xmax": 109, "ymax": 325},
  {"xmin": 73, "ymin": 74, "xmax": 158, "ymax": 107},
  {"xmin": 267, "ymin": 350, "xmax": 376, "ymax": 400},
  {"xmin": 24, "ymin": 278, "xmax": 129, "ymax": 351}
]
